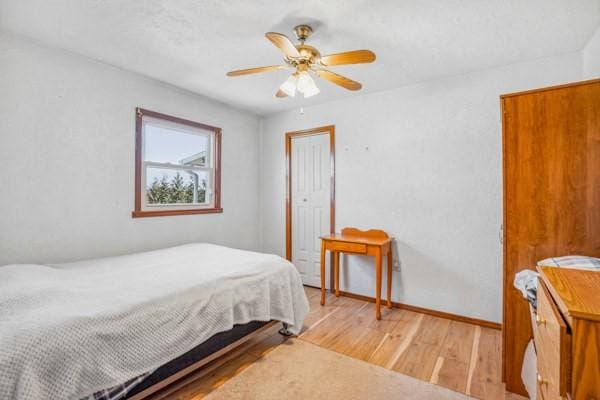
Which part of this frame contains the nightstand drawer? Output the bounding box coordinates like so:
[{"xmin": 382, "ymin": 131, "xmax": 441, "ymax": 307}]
[{"xmin": 327, "ymin": 241, "xmax": 367, "ymax": 254}]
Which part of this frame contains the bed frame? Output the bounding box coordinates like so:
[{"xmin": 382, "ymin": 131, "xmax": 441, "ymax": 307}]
[{"xmin": 126, "ymin": 320, "xmax": 283, "ymax": 400}]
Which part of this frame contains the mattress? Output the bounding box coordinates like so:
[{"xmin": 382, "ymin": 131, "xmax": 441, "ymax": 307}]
[{"xmin": 0, "ymin": 243, "xmax": 309, "ymax": 400}]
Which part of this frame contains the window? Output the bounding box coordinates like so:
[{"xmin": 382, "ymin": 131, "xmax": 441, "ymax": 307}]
[{"xmin": 132, "ymin": 108, "xmax": 222, "ymax": 217}]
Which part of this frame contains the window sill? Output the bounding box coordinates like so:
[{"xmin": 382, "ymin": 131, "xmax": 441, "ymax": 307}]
[{"xmin": 131, "ymin": 208, "xmax": 223, "ymax": 218}]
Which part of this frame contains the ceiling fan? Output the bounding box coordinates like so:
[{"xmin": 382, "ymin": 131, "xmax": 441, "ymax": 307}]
[{"xmin": 226, "ymin": 24, "xmax": 376, "ymax": 98}]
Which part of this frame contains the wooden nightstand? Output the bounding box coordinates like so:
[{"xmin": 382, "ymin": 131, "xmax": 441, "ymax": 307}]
[{"xmin": 320, "ymin": 227, "xmax": 393, "ymax": 320}]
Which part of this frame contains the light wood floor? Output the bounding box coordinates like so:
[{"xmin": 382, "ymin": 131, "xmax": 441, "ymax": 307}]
[{"xmin": 150, "ymin": 287, "xmax": 526, "ymax": 400}]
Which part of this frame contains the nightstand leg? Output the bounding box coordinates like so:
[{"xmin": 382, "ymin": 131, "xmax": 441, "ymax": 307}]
[
  {"xmin": 320, "ymin": 240, "xmax": 326, "ymax": 306},
  {"xmin": 334, "ymin": 251, "xmax": 340, "ymax": 297},
  {"xmin": 387, "ymin": 247, "xmax": 393, "ymax": 308},
  {"xmin": 375, "ymin": 248, "xmax": 382, "ymax": 320}
]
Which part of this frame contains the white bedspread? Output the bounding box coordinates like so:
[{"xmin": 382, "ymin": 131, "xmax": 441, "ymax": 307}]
[{"xmin": 0, "ymin": 243, "xmax": 309, "ymax": 400}]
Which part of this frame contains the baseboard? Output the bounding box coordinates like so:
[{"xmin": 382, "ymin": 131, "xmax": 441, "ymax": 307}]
[{"xmin": 337, "ymin": 290, "xmax": 502, "ymax": 330}]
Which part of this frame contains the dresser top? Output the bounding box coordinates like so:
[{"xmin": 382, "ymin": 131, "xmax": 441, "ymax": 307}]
[{"xmin": 539, "ymin": 266, "xmax": 600, "ymax": 323}]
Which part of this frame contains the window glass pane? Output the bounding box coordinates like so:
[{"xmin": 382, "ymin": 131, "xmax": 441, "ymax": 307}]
[
  {"xmin": 145, "ymin": 167, "xmax": 209, "ymax": 205},
  {"xmin": 145, "ymin": 123, "xmax": 209, "ymax": 166}
]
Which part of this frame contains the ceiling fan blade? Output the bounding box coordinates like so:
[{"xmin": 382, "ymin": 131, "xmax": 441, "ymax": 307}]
[
  {"xmin": 314, "ymin": 69, "xmax": 362, "ymax": 91},
  {"xmin": 226, "ymin": 65, "xmax": 285, "ymax": 77},
  {"xmin": 275, "ymin": 89, "xmax": 288, "ymax": 98},
  {"xmin": 265, "ymin": 32, "xmax": 300, "ymax": 58},
  {"xmin": 320, "ymin": 50, "xmax": 376, "ymax": 66}
]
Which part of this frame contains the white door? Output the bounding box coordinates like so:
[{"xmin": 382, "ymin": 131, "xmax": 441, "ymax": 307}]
[{"xmin": 291, "ymin": 134, "xmax": 331, "ymax": 287}]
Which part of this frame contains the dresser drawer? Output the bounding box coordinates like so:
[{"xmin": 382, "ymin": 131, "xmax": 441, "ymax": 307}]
[
  {"xmin": 535, "ymin": 280, "xmax": 571, "ymax": 400},
  {"xmin": 327, "ymin": 241, "xmax": 367, "ymax": 254}
]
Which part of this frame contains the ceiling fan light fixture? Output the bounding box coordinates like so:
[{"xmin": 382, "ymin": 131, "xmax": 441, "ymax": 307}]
[
  {"xmin": 280, "ymin": 74, "xmax": 298, "ymax": 97},
  {"xmin": 302, "ymin": 79, "xmax": 320, "ymax": 98},
  {"xmin": 296, "ymin": 71, "xmax": 312, "ymax": 92}
]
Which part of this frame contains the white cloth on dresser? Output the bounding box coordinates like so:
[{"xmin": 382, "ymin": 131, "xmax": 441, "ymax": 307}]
[
  {"xmin": 514, "ymin": 255, "xmax": 600, "ymax": 308},
  {"xmin": 537, "ymin": 255, "xmax": 600, "ymax": 269},
  {"xmin": 0, "ymin": 243, "xmax": 309, "ymax": 400},
  {"xmin": 514, "ymin": 269, "xmax": 539, "ymax": 307}
]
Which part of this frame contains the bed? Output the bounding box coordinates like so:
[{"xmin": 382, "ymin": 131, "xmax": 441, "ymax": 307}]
[{"xmin": 0, "ymin": 243, "xmax": 309, "ymax": 400}]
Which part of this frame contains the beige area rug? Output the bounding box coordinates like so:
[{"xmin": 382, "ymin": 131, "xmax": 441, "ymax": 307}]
[{"xmin": 204, "ymin": 339, "xmax": 475, "ymax": 399}]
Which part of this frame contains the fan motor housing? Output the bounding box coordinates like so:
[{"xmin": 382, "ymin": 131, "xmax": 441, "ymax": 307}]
[{"xmin": 288, "ymin": 44, "xmax": 321, "ymax": 66}]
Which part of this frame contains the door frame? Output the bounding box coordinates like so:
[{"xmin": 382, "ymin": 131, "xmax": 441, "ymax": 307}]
[{"xmin": 285, "ymin": 125, "xmax": 335, "ymax": 288}]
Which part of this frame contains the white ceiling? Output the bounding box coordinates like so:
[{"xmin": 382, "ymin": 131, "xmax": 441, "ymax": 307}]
[{"xmin": 1, "ymin": 0, "xmax": 600, "ymax": 115}]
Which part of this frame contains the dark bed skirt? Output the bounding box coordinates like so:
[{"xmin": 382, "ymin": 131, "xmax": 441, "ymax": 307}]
[{"xmin": 125, "ymin": 320, "xmax": 270, "ymax": 398}]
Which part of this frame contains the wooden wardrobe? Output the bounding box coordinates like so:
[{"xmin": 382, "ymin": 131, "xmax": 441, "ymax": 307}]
[{"xmin": 502, "ymin": 79, "xmax": 600, "ymax": 396}]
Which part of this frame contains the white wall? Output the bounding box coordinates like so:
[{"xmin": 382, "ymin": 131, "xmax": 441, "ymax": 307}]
[
  {"xmin": 0, "ymin": 33, "xmax": 261, "ymax": 265},
  {"xmin": 583, "ymin": 26, "xmax": 600, "ymax": 78},
  {"xmin": 0, "ymin": 29, "xmax": 590, "ymax": 322},
  {"xmin": 259, "ymin": 52, "xmax": 583, "ymax": 323}
]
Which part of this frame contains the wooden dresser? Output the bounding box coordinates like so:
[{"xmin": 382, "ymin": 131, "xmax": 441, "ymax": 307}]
[{"xmin": 533, "ymin": 267, "xmax": 600, "ymax": 400}]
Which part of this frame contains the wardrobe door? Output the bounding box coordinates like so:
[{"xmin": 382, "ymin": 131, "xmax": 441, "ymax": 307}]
[{"xmin": 502, "ymin": 79, "xmax": 600, "ymax": 395}]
